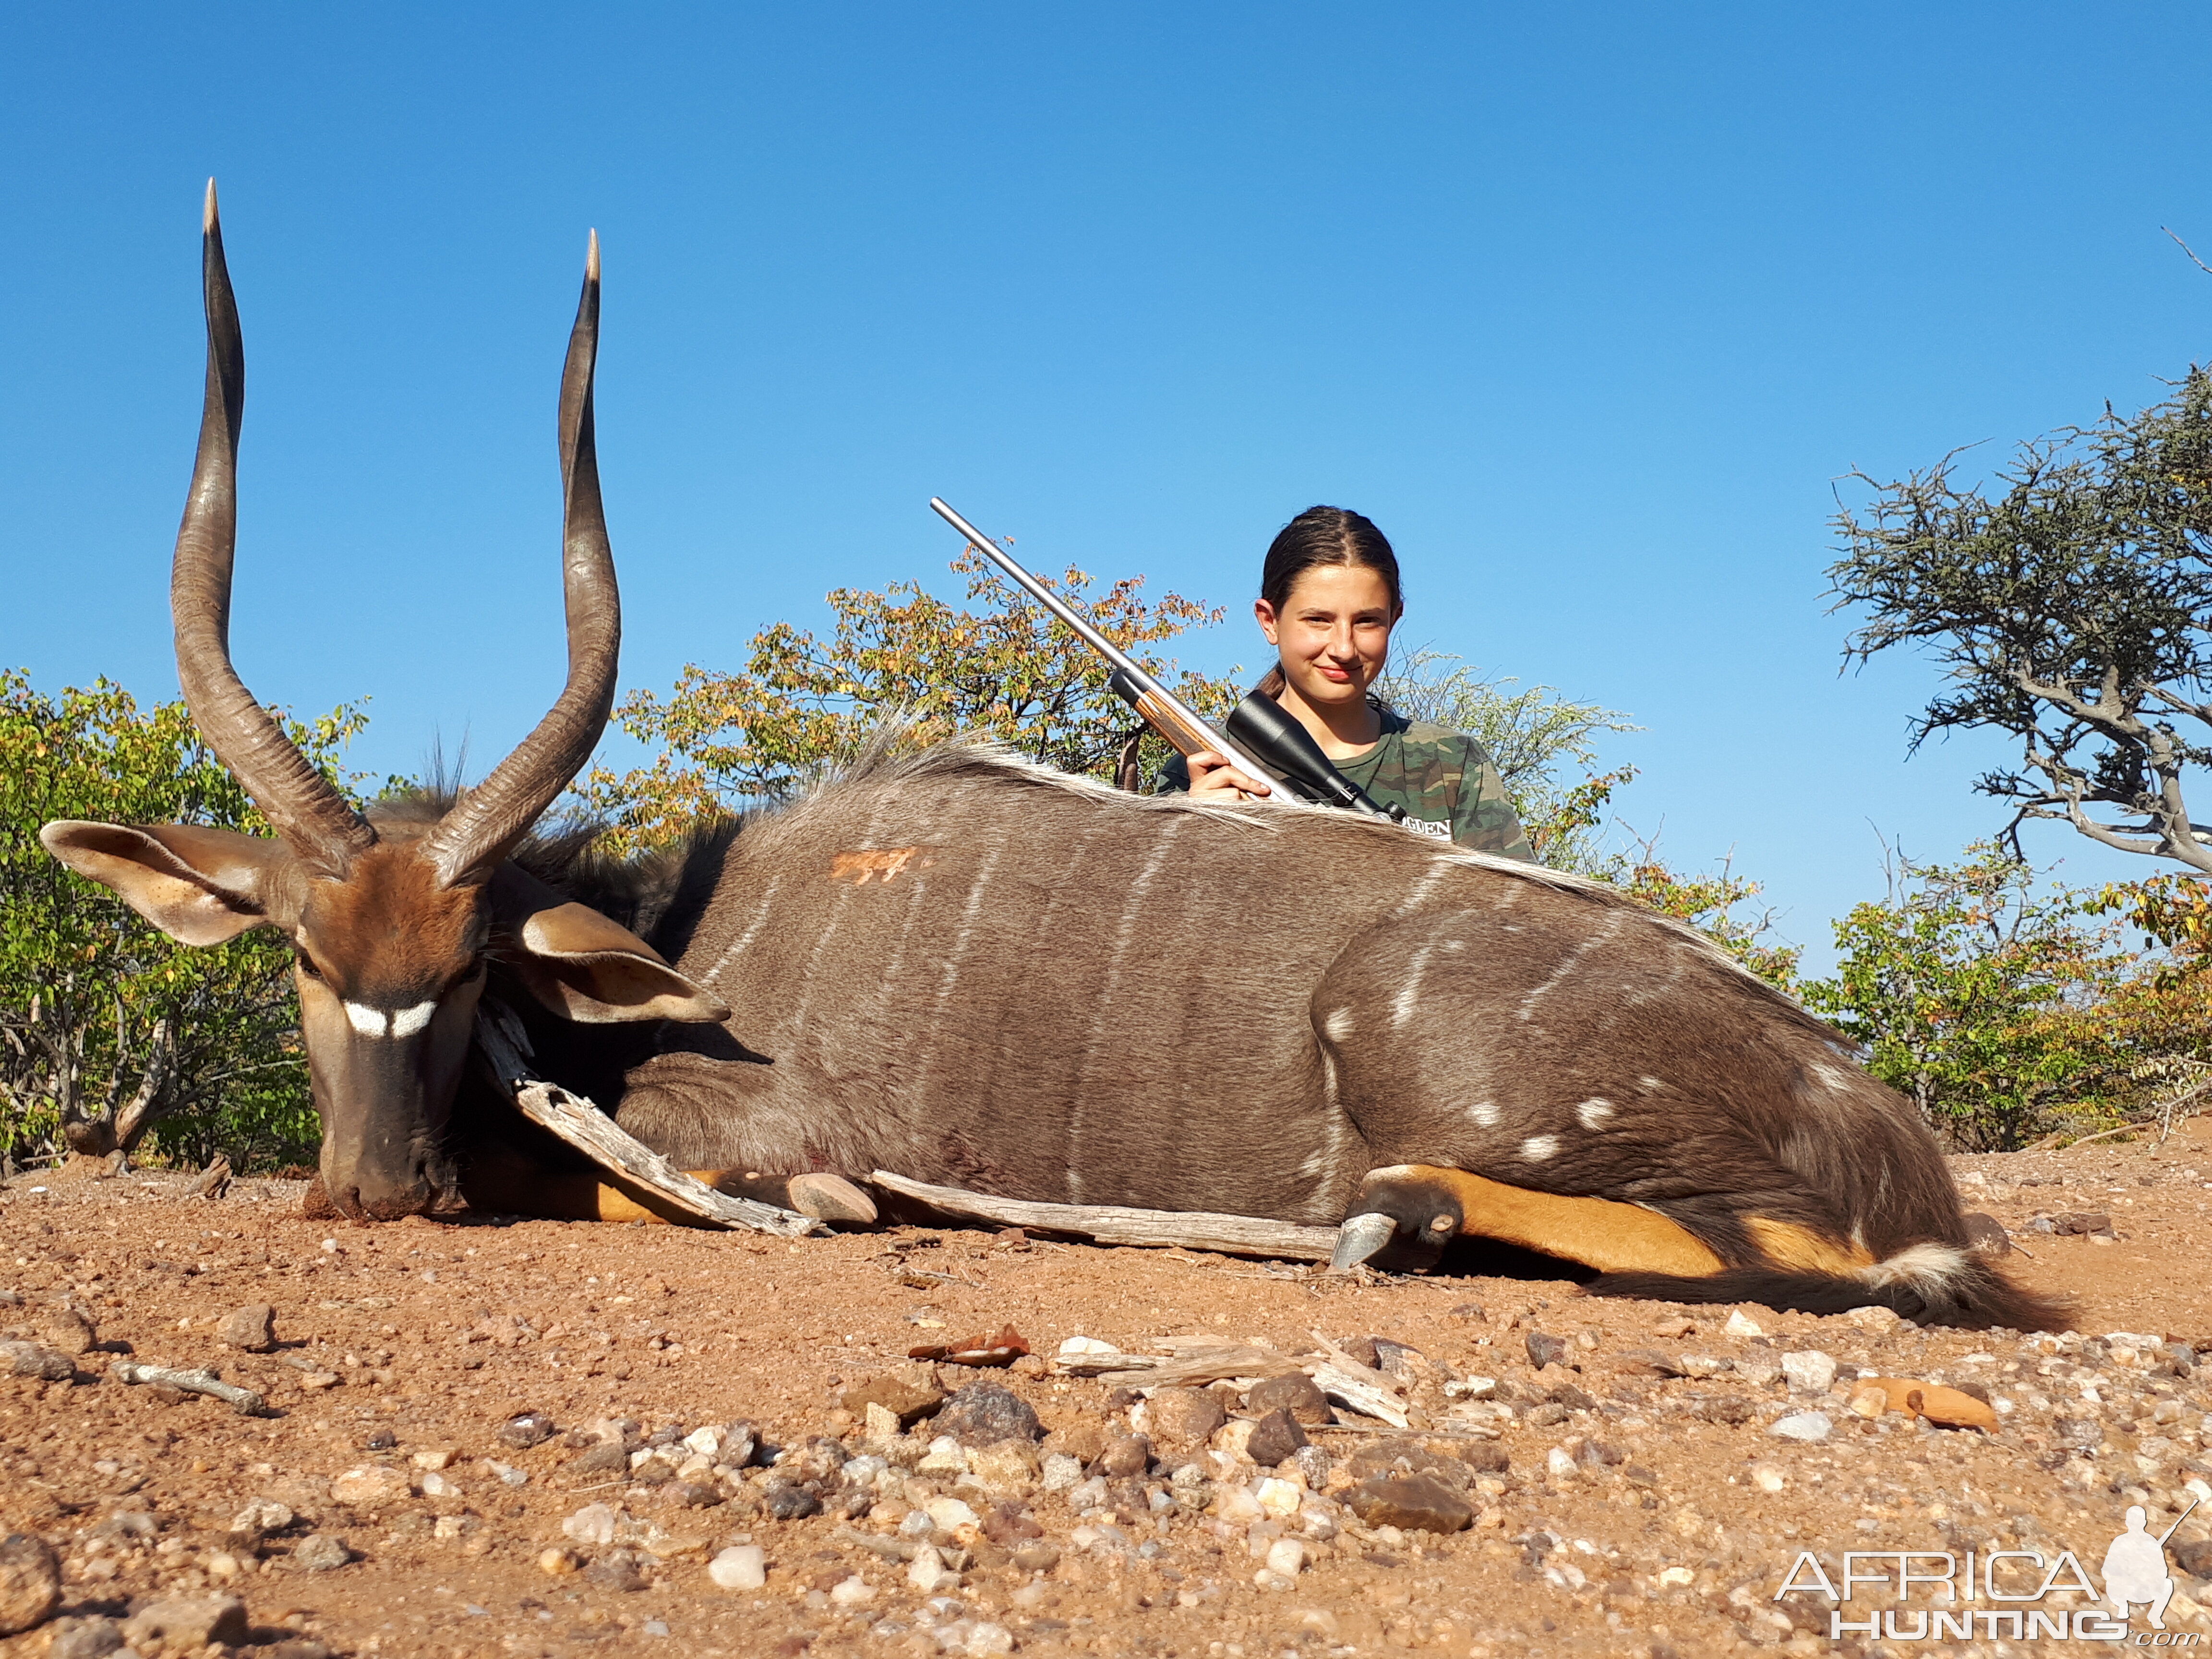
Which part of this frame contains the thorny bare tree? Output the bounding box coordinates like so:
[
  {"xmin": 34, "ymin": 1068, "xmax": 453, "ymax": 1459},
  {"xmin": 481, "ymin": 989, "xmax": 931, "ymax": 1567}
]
[{"xmin": 1828, "ymin": 365, "xmax": 2212, "ymax": 870}]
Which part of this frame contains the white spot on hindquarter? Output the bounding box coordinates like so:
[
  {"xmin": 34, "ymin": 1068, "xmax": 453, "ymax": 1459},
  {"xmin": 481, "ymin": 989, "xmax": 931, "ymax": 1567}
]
[
  {"xmin": 1519, "ymin": 1134, "xmax": 1559, "ymax": 1161},
  {"xmin": 1810, "ymin": 1061, "xmax": 1851, "ymax": 1092},
  {"xmin": 1638, "ymin": 1075, "xmax": 1666, "ymax": 1092},
  {"xmin": 1390, "ymin": 942, "xmax": 1436, "ymax": 1031},
  {"xmin": 1575, "ymin": 1098, "xmax": 1614, "ymax": 1130},
  {"xmin": 1468, "ymin": 1101, "xmax": 1501, "ymax": 1128},
  {"xmin": 388, "ymin": 1000, "xmax": 436, "ymax": 1039},
  {"xmin": 1323, "ymin": 1007, "xmax": 1355, "ymax": 1043}
]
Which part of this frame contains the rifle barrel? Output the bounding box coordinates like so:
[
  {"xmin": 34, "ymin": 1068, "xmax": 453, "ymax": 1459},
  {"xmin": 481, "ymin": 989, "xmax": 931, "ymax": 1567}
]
[{"xmin": 928, "ymin": 497, "xmax": 1277, "ymax": 783}]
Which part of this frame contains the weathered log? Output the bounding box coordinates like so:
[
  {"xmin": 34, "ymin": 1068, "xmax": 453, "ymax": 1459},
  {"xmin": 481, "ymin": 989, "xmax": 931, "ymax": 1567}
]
[
  {"xmin": 1053, "ymin": 1338, "xmax": 1308, "ymax": 1388},
  {"xmin": 109, "ymin": 1359, "xmax": 267, "ymax": 1416},
  {"xmin": 474, "ymin": 1005, "xmax": 824, "ymax": 1238},
  {"xmin": 865, "ymin": 1170, "xmax": 1340, "ymax": 1261}
]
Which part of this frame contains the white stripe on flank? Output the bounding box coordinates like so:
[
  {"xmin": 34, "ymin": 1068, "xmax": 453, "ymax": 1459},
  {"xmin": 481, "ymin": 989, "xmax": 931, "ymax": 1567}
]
[
  {"xmin": 1390, "ymin": 942, "xmax": 1436, "ymax": 1031},
  {"xmin": 1468, "ymin": 1100, "xmax": 1500, "ymax": 1128},
  {"xmin": 701, "ymin": 874, "xmax": 782, "ymax": 987},
  {"xmin": 388, "ymin": 1000, "xmax": 437, "ymax": 1039},
  {"xmin": 1519, "ymin": 1134, "xmax": 1559, "ymax": 1161},
  {"xmin": 1389, "ymin": 859, "xmax": 1454, "ymax": 918},
  {"xmin": 1069, "ymin": 819, "xmax": 1185, "ymax": 1197},
  {"xmin": 1515, "ymin": 911, "xmax": 1626, "ymax": 1023},
  {"xmin": 1576, "ymin": 1098, "xmax": 1615, "ymax": 1130}
]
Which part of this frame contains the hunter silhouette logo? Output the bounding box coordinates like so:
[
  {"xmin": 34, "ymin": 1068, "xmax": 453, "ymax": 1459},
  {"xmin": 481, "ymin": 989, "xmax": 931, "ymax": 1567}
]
[
  {"xmin": 2103, "ymin": 1499, "xmax": 2199, "ymax": 1632},
  {"xmin": 1769, "ymin": 1493, "xmax": 2208, "ymax": 1643}
]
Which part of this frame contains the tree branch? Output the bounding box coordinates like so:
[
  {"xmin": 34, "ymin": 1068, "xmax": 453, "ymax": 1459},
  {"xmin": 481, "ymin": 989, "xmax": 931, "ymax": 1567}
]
[{"xmin": 2164, "ymin": 226, "xmax": 2212, "ymax": 279}]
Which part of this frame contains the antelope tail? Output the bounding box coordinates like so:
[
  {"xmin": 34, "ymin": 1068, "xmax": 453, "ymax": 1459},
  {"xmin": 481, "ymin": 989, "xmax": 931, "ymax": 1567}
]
[{"xmin": 1585, "ymin": 1241, "xmax": 2074, "ymax": 1332}]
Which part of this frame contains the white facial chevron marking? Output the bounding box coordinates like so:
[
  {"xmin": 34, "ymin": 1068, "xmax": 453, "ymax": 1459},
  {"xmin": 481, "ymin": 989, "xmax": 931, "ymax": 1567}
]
[
  {"xmin": 388, "ymin": 1000, "xmax": 437, "ymax": 1039},
  {"xmin": 343, "ymin": 999, "xmax": 438, "ymax": 1039}
]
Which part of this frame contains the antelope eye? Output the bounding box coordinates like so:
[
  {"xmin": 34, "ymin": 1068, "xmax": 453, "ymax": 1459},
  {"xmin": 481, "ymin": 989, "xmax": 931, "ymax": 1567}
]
[{"xmin": 295, "ymin": 949, "xmax": 325, "ymax": 982}]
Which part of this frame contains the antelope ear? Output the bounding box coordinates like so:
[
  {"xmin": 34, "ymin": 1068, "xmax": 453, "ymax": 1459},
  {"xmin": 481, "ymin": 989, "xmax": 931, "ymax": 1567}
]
[
  {"xmin": 509, "ymin": 901, "xmax": 730, "ymax": 1024},
  {"xmin": 39, "ymin": 822, "xmax": 290, "ymax": 946}
]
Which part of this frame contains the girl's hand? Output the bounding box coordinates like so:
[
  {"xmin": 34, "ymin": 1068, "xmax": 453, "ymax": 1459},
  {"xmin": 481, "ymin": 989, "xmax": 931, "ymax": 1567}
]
[{"xmin": 1185, "ymin": 750, "xmax": 1273, "ymax": 803}]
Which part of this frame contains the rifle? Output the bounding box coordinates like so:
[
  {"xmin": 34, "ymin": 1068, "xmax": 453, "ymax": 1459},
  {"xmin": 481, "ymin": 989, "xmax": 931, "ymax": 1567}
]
[{"xmin": 928, "ymin": 498, "xmax": 1406, "ymax": 823}]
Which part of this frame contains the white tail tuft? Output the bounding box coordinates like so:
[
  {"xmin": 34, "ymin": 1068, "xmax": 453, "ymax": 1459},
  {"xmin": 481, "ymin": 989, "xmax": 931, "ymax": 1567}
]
[{"xmin": 1858, "ymin": 1241, "xmax": 1969, "ymax": 1296}]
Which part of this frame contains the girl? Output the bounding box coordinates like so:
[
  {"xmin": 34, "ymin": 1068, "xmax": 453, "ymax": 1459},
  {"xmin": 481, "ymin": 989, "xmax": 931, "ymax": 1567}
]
[{"xmin": 1172, "ymin": 505, "xmax": 1533, "ymax": 859}]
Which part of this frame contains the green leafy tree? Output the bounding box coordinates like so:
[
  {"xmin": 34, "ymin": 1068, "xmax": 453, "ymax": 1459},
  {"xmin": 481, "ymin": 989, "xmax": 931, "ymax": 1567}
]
[
  {"xmin": 1798, "ymin": 843, "xmax": 2136, "ymax": 1150},
  {"xmin": 0, "ymin": 671, "xmax": 365, "ymax": 1171},
  {"xmin": 1374, "ymin": 648, "xmax": 1637, "ymax": 872},
  {"xmin": 581, "ymin": 551, "xmax": 1242, "ymax": 852},
  {"xmin": 1828, "ymin": 367, "xmax": 2212, "ymax": 869}
]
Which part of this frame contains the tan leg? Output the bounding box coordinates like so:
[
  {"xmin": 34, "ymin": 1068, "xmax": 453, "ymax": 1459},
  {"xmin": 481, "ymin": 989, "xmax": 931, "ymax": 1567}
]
[
  {"xmin": 1743, "ymin": 1215, "xmax": 1875, "ymax": 1274},
  {"xmin": 1341, "ymin": 1163, "xmax": 1725, "ymax": 1275}
]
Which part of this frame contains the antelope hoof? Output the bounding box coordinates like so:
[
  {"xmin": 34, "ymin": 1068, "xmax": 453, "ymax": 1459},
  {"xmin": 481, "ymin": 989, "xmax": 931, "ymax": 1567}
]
[
  {"xmin": 1335, "ymin": 1167, "xmax": 1467, "ymax": 1273},
  {"xmin": 1331, "ymin": 1211, "xmax": 1400, "ymax": 1270},
  {"xmin": 786, "ymin": 1173, "xmax": 879, "ymax": 1225}
]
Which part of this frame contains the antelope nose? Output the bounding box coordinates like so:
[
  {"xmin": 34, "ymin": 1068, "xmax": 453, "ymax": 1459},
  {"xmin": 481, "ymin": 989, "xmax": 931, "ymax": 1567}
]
[{"xmin": 1331, "ymin": 1211, "xmax": 1399, "ymax": 1271}]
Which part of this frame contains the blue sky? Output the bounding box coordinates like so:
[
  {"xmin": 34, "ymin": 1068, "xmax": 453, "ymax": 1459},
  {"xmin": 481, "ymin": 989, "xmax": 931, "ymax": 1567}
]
[{"xmin": 6, "ymin": 4, "xmax": 2211, "ymax": 968}]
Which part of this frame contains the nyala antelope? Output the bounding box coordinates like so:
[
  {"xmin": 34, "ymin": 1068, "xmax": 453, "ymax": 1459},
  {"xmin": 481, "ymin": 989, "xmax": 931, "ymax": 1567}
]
[{"xmin": 42, "ymin": 188, "xmax": 2068, "ymax": 1332}]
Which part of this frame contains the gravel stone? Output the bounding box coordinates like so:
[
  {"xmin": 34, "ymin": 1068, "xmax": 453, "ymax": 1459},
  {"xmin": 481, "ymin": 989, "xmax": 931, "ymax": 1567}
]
[
  {"xmin": 1768, "ymin": 1411, "xmax": 1834, "ymax": 1443},
  {"xmin": 0, "ymin": 1533, "xmax": 61, "ymax": 1635},
  {"xmin": 763, "ymin": 1483, "xmax": 823, "ymax": 1520},
  {"xmin": 585, "ymin": 1549, "xmax": 650, "ymax": 1592},
  {"xmin": 563, "ymin": 1503, "xmax": 620, "ymax": 1546},
  {"xmin": 840, "ymin": 1370, "xmax": 947, "ymax": 1428},
  {"xmin": 1525, "ymin": 1331, "xmax": 1568, "ymax": 1370},
  {"xmin": 570, "ymin": 1440, "xmax": 630, "ymax": 1475},
  {"xmin": 291, "ymin": 1534, "xmax": 352, "ymax": 1572},
  {"xmin": 1144, "ymin": 1387, "xmax": 1226, "ymax": 1451},
  {"xmin": 1039, "ymin": 1452, "xmax": 1084, "ymax": 1491},
  {"xmin": 217, "ymin": 1304, "xmax": 277, "ymax": 1353},
  {"xmin": 1246, "ymin": 1407, "xmax": 1310, "ymax": 1468},
  {"xmin": 1781, "ymin": 1351, "xmax": 1838, "ymax": 1394},
  {"xmin": 934, "ymin": 1381, "xmax": 1043, "ymax": 1447},
  {"xmin": 37, "ymin": 1306, "xmax": 96, "ymax": 1356},
  {"xmin": 1459, "ymin": 1441, "xmax": 1510, "ymax": 1475},
  {"xmin": 0, "ymin": 1341, "xmax": 73, "ymax": 1381},
  {"xmin": 330, "ymin": 1465, "xmax": 411, "ymax": 1505},
  {"xmin": 1344, "ymin": 1475, "xmax": 1475, "ymax": 1534},
  {"xmin": 709, "ymin": 1544, "xmax": 767, "ymax": 1589},
  {"xmin": 1091, "ymin": 1434, "xmax": 1152, "ymax": 1479},
  {"xmin": 1245, "ymin": 1372, "xmax": 1332, "ymax": 1424},
  {"xmin": 499, "ymin": 1410, "xmax": 554, "ymax": 1449},
  {"xmin": 121, "ymin": 1594, "xmax": 249, "ymax": 1650},
  {"xmin": 43, "ymin": 1615, "xmax": 124, "ymax": 1658}
]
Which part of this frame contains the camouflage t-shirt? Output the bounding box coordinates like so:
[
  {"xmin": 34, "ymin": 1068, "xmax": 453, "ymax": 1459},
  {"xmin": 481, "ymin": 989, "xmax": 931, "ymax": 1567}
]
[{"xmin": 1158, "ymin": 707, "xmax": 1535, "ymax": 860}]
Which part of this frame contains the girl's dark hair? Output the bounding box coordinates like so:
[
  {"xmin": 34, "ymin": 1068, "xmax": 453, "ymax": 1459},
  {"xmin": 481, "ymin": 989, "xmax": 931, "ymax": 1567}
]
[{"xmin": 1256, "ymin": 505, "xmax": 1401, "ymax": 699}]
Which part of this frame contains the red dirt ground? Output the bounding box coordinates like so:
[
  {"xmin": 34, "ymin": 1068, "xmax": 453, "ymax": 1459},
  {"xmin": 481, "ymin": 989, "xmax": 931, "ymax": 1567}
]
[{"xmin": 4, "ymin": 1120, "xmax": 2212, "ymax": 1659}]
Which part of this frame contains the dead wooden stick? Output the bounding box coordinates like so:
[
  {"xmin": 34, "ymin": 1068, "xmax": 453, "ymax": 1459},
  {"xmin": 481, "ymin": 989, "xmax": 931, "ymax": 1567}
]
[
  {"xmin": 109, "ymin": 1359, "xmax": 268, "ymax": 1416},
  {"xmin": 866, "ymin": 1170, "xmax": 1339, "ymax": 1261},
  {"xmin": 474, "ymin": 1004, "xmax": 824, "ymax": 1238}
]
